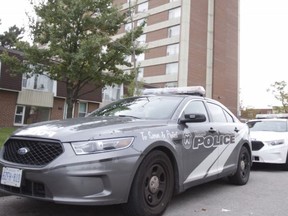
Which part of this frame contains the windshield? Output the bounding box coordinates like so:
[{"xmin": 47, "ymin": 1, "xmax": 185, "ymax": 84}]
[
  {"xmin": 88, "ymin": 96, "xmax": 184, "ymax": 119},
  {"xmin": 247, "ymin": 120, "xmax": 288, "ymax": 132}
]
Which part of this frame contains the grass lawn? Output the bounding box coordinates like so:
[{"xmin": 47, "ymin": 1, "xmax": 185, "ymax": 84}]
[{"xmin": 0, "ymin": 127, "xmax": 16, "ymax": 148}]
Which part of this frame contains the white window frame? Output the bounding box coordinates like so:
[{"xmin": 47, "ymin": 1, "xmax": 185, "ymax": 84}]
[
  {"xmin": 14, "ymin": 105, "xmax": 25, "ymax": 125},
  {"xmin": 78, "ymin": 102, "xmax": 88, "ymax": 117}
]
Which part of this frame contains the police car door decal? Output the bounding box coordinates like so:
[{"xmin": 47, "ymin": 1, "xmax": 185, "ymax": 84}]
[{"xmin": 184, "ymin": 127, "xmax": 244, "ymax": 184}]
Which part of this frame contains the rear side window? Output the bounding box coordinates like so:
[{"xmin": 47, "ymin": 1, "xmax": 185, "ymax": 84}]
[
  {"xmin": 207, "ymin": 102, "xmax": 227, "ymax": 123},
  {"xmin": 223, "ymin": 110, "xmax": 234, "ymax": 123}
]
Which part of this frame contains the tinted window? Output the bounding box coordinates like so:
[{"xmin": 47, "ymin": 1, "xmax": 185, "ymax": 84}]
[
  {"xmin": 182, "ymin": 100, "xmax": 208, "ymax": 122},
  {"xmin": 89, "ymin": 96, "xmax": 183, "ymax": 119},
  {"xmin": 207, "ymin": 103, "xmax": 227, "ymax": 123}
]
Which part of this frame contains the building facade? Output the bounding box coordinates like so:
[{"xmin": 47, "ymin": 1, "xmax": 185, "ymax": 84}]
[
  {"xmin": 114, "ymin": 0, "xmax": 239, "ymax": 114},
  {"xmin": 0, "ymin": 48, "xmax": 102, "ymax": 127}
]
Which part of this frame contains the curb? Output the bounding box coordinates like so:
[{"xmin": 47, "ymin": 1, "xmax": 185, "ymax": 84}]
[{"xmin": 0, "ymin": 192, "xmax": 9, "ymax": 197}]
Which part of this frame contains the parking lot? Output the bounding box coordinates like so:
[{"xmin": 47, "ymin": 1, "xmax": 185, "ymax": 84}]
[{"xmin": 0, "ymin": 164, "xmax": 287, "ymax": 216}]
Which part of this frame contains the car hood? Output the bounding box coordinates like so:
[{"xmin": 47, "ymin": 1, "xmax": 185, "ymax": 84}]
[
  {"xmin": 250, "ymin": 131, "xmax": 287, "ymax": 141},
  {"xmin": 12, "ymin": 117, "xmax": 168, "ymax": 142}
]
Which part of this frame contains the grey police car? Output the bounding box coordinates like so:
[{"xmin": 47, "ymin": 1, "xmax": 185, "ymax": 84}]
[{"xmin": 0, "ymin": 86, "xmax": 251, "ymax": 216}]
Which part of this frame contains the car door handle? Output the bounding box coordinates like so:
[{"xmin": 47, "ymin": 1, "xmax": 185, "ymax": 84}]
[
  {"xmin": 209, "ymin": 128, "xmax": 217, "ymax": 133},
  {"xmin": 234, "ymin": 127, "xmax": 239, "ymax": 133}
]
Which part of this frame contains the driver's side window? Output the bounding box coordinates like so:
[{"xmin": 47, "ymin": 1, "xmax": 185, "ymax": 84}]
[{"xmin": 182, "ymin": 100, "xmax": 208, "ymax": 122}]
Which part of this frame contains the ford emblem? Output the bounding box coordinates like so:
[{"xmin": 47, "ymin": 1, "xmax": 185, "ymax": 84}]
[{"xmin": 17, "ymin": 147, "xmax": 30, "ymax": 155}]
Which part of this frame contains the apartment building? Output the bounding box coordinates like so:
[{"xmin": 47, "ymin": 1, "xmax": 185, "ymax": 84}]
[
  {"xmin": 0, "ymin": 48, "xmax": 102, "ymax": 127},
  {"xmin": 114, "ymin": 0, "xmax": 239, "ymax": 114}
]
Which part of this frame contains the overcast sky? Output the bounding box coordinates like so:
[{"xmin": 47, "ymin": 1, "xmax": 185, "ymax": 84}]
[
  {"xmin": 240, "ymin": 0, "xmax": 288, "ymax": 108},
  {"xmin": 0, "ymin": 0, "xmax": 287, "ymax": 108}
]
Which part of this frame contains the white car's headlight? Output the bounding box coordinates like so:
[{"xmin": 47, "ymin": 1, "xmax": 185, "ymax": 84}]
[
  {"xmin": 71, "ymin": 137, "xmax": 134, "ymax": 155},
  {"xmin": 266, "ymin": 139, "xmax": 285, "ymax": 146}
]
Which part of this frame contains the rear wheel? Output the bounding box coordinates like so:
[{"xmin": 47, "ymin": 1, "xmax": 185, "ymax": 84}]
[
  {"xmin": 123, "ymin": 150, "xmax": 174, "ymax": 216},
  {"xmin": 228, "ymin": 146, "xmax": 251, "ymax": 185}
]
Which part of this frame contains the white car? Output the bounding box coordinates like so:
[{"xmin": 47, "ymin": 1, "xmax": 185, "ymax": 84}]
[{"xmin": 247, "ymin": 118, "xmax": 288, "ymax": 169}]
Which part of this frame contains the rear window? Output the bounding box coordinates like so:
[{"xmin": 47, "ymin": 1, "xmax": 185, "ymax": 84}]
[{"xmin": 247, "ymin": 121, "xmax": 288, "ymax": 132}]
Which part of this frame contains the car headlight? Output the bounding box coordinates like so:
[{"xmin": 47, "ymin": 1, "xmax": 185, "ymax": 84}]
[
  {"xmin": 266, "ymin": 139, "xmax": 285, "ymax": 146},
  {"xmin": 71, "ymin": 137, "xmax": 134, "ymax": 155}
]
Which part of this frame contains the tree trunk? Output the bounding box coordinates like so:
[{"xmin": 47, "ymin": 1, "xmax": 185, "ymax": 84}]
[
  {"xmin": 66, "ymin": 85, "xmax": 75, "ymax": 119},
  {"xmin": 66, "ymin": 98, "xmax": 74, "ymax": 118}
]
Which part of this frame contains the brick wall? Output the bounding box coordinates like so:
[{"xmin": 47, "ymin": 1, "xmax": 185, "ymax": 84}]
[
  {"xmin": 50, "ymin": 97, "xmax": 65, "ymax": 120},
  {"xmin": 0, "ymin": 90, "xmax": 18, "ymax": 127}
]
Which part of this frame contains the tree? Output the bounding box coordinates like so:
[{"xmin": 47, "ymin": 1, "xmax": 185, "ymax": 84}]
[
  {"xmin": 0, "ymin": 0, "xmax": 144, "ymax": 118},
  {"xmin": 0, "ymin": 24, "xmax": 24, "ymax": 49},
  {"xmin": 267, "ymin": 81, "xmax": 288, "ymax": 113}
]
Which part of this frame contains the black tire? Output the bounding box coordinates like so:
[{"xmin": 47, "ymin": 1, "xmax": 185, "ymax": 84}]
[
  {"xmin": 123, "ymin": 150, "xmax": 174, "ymax": 216},
  {"xmin": 228, "ymin": 146, "xmax": 251, "ymax": 185}
]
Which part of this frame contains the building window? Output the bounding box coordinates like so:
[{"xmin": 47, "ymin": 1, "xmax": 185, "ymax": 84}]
[
  {"xmin": 168, "ymin": 25, "xmax": 180, "ymax": 38},
  {"xmin": 125, "ymin": 23, "xmax": 132, "ymax": 31},
  {"xmin": 137, "ymin": 68, "xmax": 144, "ymax": 81},
  {"xmin": 165, "ymin": 82, "xmax": 178, "ymax": 88},
  {"xmin": 136, "ymin": 34, "xmax": 146, "ymax": 45},
  {"xmin": 169, "ymin": 7, "xmax": 181, "ymax": 19},
  {"xmin": 166, "ymin": 63, "xmax": 178, "ymax": 75},
  {"xmin": 14, "ymin": 106, "xmax": 25, "ymax": 125},
  {"xmin": 14, "ymin": 105, "xmax": 50, "ymax": 125},
  {"xmin": 78, "ymin": 102, "xmax": 87, "ymax": 117},
  {"xmin": 22, "ymin": 73, "xmax": 54, "ymax": 92},
  {"xmin": 125, "ymin": 55, "xmax": 132, "ymax": 63},
  {"xmin": 102, "ymin": 84, "xmax": 123, "ymax": 101},
  {"xmin": 137, "ymin": 18, "xmax": 146, "ymax": 27},
  {"xmin": 136, "ymin": 53, "xmax": 145, "ymax": 62},
  {"xmin": 138, "ymin": 2, "xmax": 148, "ymax": 13},
  {"xmin": 167, "ymin": 44, "xmax": 179, "ymax": 56}
]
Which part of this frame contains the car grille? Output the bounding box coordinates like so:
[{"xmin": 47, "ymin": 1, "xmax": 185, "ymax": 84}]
[
  {"xmin": 251, "ymin": 141, "xmax": 264, "ymax": 151},
  {"xmin": 0, "ymin": 179, "xmax": 46, "ymax": 198},
  {"xmin": 3, "ymin": 138, "xmax": 63, "ymax": 166}
]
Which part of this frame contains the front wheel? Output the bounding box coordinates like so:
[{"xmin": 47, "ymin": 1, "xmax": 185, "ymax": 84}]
[
  {"xmin": 123, "ymin": 150, "xmax": 174, "ymax": 216},
  {"xmin": 228, "ymin": 146, "xmax": 251, "ymax": 185}
]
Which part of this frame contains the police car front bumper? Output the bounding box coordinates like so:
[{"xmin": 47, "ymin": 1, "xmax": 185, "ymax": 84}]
[{"xmin": 0, "ymin": 144, "xmax": 141, "ymax": 205}]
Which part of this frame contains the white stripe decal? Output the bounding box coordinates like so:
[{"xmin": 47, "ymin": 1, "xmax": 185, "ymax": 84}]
[{"xmin": 184, "ymin": 129, "xmax": 245, "ymax": 184}]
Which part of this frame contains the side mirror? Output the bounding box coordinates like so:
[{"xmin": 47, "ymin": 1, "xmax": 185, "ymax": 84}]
[{"xmin": 178, "ymin": 113, "xmax": 206, "ymax": 124}]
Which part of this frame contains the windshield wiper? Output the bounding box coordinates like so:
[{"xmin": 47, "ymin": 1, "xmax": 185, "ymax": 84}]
[{"xmin": 118, "ymin": 115, "xmax": 141, "ymax": 119}]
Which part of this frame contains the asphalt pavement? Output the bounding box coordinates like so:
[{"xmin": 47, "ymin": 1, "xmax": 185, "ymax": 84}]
[{"xmin": 0, "ymin": 164, "xmax": 287, "ymax": 216}]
